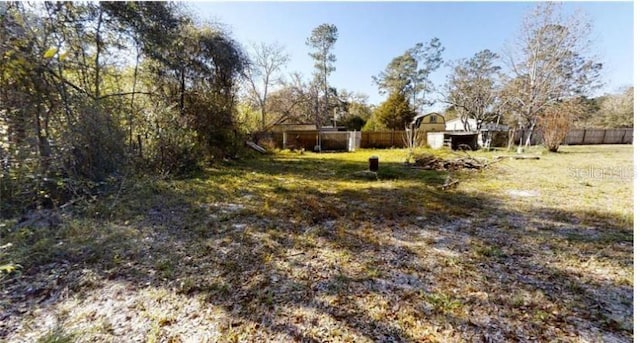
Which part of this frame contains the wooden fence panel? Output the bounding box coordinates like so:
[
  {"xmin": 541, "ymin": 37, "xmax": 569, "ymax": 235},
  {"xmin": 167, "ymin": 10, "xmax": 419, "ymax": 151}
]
[
  {"xmin": 562, "ymin": 128, "xmax": 632, "ymax": 145},
  {"xmin": 280, "ymin": 131, "xmax": 358, "ymax": 151},
  {"xmin": 283, "ymin": 131, "xmax": 318, "ymax": 150},
  {"xmin": 603, "ymin": 129, "xmax": 629, "ymax": 144},
  {"xmin": 360, "ymin": 131, "xmax": 406, "ymax": 148},
  {"xmin": 583, "ymin": 129, "xmax": 605, "ymax": 144},
  {"xmin": 320, "ymin": 132, "xmax": 350, "ymax": 151},
  {"xmin": 621, "ymin": 129, "xmax": 633, "ymax": 144},
  {"xmin": 563, "ymin": 130, "xmax": 585, "ymax": 145}
]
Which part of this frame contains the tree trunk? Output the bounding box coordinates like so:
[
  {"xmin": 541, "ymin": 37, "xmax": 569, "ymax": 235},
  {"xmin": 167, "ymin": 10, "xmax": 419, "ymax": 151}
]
[
  {"xmin": 462, "ymin": 115, "xmax": 470, "ymax": 131},
  {"xmin": 34, "ymin": 103, "xmax": 51, "ymax": 173},
  {"xmin": 260, "ymin": 106, "xmax": 266, "ymax": 131},
  {"xmin": 507, "ymin": 129, "xmax": 515, "ymax": 150},
  {"xmin": 261, "ymin": 75, "xmax": 269, "ymax": 130},
  {"xmin": 525, "ymin": 120, "xmax": 536, "ymax": 147},
  {"xmin": 129, "ymin": 44, "xmax": 140, "ymax": 150},
  {"xmin": 94, "ymin": 8, "xmax": 103, "ymax": 98},
  {"xmin": 180, "ymin": 68, "xmax": 185, "ymax": 116}
]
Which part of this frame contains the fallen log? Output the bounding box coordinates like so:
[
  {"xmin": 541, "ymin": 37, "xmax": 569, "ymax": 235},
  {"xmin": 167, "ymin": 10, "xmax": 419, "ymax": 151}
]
[
  {"xmin": 246, "ymin": 141, "xmax": 267, "ymax": 154},
  {"xmin": 440, "ymin": 178, "xmax": 460, "ymax": 190},
  {"xmin": 495, "ymin": 155, "xmax": 540, "ymax": 160}
]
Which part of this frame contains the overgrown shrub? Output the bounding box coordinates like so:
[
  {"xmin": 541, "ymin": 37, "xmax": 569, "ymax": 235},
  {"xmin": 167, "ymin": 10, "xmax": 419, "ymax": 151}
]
[
  {"xmin": 141, "ymin": 106, "xmax": 203, "ymax": 176},
  {"xmin": 0, "ymin": 2, "xmax": 247, "ymax": 216},
  {"xmin": 539, "ymin": 101, "xmax": 584, "ymax": 152},
  {"xmin": 185, "ymin": 90, "xmax": 243, "ymax": 162},
  {"xmin": 63, "ymin": 102, "xmax": 126, "ymax": 181}
]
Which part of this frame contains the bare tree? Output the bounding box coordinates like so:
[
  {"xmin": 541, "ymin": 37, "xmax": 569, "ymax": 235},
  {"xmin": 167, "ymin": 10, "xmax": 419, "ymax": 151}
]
[
  {"xmin": 403, "ymin": 124, "xmax": 425, "ymax": 163},
  {"xmin": 503, "ymin": 3, "xmax": 602, "ymax": 146},
  {"xmin": 444, "ymin": 49, "xmax": 502, "ymax": 138},
  {"xmin": 243, "ymin": 42, "xmax": 290, "ymax": 131},
  {"xmin": 263, "ymin": 72, "xmax": 315, "ymax": 130}
]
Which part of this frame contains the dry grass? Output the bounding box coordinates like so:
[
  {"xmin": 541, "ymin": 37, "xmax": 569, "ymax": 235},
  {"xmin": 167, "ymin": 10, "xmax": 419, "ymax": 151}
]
[{"xmin": 0, "ymin": 145, "xmax": 633, "ymax": 342}]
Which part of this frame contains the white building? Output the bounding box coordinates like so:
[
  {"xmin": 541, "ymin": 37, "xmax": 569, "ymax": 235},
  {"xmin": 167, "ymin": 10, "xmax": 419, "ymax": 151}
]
[{"xmin": 445, "ymin": 117, "xmax": 509, "ymax": 132}]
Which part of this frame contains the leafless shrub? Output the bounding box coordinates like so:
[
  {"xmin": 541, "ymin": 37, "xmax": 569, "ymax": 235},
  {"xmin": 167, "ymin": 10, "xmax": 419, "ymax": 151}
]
[
  {"xmin": 539, "ymin": 101, "xmax": 584, "ymax": 152},
  {"xmin": 403, "ymin": 126, "xmax": 425, "ymax": 163}
]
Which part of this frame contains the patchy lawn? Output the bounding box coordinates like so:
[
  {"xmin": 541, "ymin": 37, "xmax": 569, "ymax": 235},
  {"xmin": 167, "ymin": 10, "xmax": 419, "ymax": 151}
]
[{"xmin": 0, "ymin": 145, "xmax": 633, "ymax": 342}]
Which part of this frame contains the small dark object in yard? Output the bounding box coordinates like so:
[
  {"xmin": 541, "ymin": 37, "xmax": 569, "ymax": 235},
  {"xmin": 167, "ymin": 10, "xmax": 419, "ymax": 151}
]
[{"xmin": 369, "ymin": 156, "xmax": 379, "ymax": 172}]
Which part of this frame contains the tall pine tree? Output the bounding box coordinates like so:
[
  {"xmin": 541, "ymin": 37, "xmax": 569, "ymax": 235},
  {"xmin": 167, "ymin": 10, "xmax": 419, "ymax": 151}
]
[{"xmin": 375, "ymin": 91, "xmax": 416, "ymax": 130}]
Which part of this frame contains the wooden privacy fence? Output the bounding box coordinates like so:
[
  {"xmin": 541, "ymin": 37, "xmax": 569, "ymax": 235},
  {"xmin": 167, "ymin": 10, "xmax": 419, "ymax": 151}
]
[
  {"xmin": 360, "ymin": 131, "xmax": 406, "ymax": 148},
  {"xmin": 268, "ymin": 128, "xmax": 632, "ymax": 151},
  {"xmin": 563, "ymin": 128, "xmax": 632, "ymax": 145},
  {"xmin": 277, "ymin": 130, "xmax": 359, "ymax": 151},
  {"xmin": 272, "ymin": 130, "xmax": 439, "ymax": 150},
  {"xmin": 488, "ymin": 128, "xmax": 632, "ymax": 147}
]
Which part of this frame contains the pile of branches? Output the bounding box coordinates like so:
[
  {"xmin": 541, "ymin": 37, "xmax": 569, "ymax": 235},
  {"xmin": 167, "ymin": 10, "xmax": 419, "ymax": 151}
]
[{"xmin": 410, "ymin": 154, "xmax": 489, "ymax": 171}]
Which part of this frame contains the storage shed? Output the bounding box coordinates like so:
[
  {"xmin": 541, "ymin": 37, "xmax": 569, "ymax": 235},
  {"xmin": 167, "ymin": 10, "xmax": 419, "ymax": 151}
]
[{"xmin": 444, "ymin": 132, "xmax": 479, "ymax": 150}]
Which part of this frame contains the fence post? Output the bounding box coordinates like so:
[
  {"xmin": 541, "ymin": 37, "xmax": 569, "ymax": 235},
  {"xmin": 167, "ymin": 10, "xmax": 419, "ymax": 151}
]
[{"xmin": 602, "ymin": 129, "xmax": 607, "ymax": 144}]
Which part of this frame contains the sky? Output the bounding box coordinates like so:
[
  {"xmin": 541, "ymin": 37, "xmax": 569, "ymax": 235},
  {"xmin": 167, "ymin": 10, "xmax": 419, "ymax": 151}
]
[{"xmin": 186, "ymin": 1, "xmax": 634, "ymax": 111}]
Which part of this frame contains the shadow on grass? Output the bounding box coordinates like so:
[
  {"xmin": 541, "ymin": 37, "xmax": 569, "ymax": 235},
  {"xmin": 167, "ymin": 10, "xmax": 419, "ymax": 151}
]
[
  {"xmin": 0, "ymin": 153, "xmax": 633, "ymax": 341},
  {"xmin": 205, "ymin": 153, "xmax": 450, "ymax": 184}
]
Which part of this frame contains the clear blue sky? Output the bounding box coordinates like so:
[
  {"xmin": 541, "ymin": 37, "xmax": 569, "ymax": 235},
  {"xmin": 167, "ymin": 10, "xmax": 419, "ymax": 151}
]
[{"xmin": 187, "ymin": 1, "xmax": 633, "ymax": 111}]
